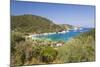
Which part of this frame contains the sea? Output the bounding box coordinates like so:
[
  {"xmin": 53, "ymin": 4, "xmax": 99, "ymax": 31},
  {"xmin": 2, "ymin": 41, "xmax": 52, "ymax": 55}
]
[{"xmin": 32, "ymin": 28, "xmax": 92, "ymax": 42}]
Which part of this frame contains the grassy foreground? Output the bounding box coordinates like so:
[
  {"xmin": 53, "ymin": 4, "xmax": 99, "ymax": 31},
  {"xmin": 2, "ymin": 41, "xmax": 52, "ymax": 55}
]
[{"xmin": 11, "ymin": 29, "xmax": 95, "ymax": 66}]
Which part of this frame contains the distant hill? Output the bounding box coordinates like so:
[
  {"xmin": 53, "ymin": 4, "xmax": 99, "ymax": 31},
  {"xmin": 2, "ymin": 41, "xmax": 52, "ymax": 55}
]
[
  {"xmin": 11, "ymin": 15, "xmax": 73, "ymax": 34},
  {"xmin": 59, "ymin": 24, "xmax": 75, "ymax": 30}
]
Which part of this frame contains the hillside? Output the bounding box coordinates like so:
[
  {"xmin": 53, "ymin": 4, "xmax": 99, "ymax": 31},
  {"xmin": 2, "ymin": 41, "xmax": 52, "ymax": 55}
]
[
  {"xmin": 57, "ymin": 29, "xmax": 95, "ymax": 63},
  {"xmin": 11, "ymin": 15, "xmax": 70, "ymax": 34},
  {"xmin": 59, "ymin": 24, "xmax": 75, "ymax": 30}
]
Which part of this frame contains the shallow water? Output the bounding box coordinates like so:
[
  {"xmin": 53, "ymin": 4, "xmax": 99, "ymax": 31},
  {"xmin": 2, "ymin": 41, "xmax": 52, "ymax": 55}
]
[{"xmin": 32, "ymin": 28, "xmax": 91, "ymax": 42}]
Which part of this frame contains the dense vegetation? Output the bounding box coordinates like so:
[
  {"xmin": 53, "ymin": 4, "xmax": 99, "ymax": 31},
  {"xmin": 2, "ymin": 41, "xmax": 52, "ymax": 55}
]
[
  {"xmin": 11, "ymin": 15, "xmax": 71, "ymax": 34},
  {"xmin": 11, "ymin": 29, "xmax": 95, "ymax": 66},
  {"xmin": 59, "ymin": 24, "xmax": 75, "ymax": 30},
  {"xmin": 11, "ymin": 14, "xmax": 95, "ymax": 66},
  {"xmin": 57, "ymin": 29, "xmax": 95, "ymax": 63}
]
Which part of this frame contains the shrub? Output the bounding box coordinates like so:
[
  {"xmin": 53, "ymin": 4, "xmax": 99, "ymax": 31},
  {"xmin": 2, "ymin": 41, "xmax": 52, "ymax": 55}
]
[
  {"xmin": 11, "ymin": 40, "xmax": 33, "ymax": 66},
  {"xmin": 32, "ymin": 46, "xmax": 58, "ymax": 63},
  {"xmin": 11, "ymin": 32, "xmax": 25, "ymax": 54},
  {"xmin": 41, "ymin": 46, "xmax": 58, "ymax": 63}
]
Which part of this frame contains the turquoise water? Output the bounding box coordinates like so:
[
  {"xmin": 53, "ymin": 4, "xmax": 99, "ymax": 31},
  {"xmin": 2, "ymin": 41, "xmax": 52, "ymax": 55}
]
[{"xmin": 32, "ymin": 28, "xmax": 91, "ymax": 42}]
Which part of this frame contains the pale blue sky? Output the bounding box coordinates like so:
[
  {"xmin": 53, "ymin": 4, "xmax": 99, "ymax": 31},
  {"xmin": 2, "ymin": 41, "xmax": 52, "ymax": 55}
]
[{"xmin": 11, "ymin": 0, "xmax": 95, "ymax": 28}]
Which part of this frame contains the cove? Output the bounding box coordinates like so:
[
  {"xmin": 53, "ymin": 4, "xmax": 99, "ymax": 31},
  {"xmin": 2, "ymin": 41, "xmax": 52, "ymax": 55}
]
[{"xmin": 32, "ymin": 28, "xmax": 92, "ymax": 42}]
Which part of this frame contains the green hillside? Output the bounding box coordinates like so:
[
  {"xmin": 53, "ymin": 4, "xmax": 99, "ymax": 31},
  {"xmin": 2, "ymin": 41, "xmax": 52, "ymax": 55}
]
[
  {"xmin": 59, "ymin": 24, "xmax": 74, "ymax": 30},
  {"xmin": 11, "ymin": 15, "xmax": 68, "ymax": 34},
  {"xmin": 57, "ymin": 29, "xmax": 95, "ymax": 63}
]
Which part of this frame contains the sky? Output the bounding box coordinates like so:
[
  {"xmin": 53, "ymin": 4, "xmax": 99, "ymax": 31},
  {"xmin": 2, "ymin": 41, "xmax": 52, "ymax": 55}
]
[{"xmin": 11, "ymin": 0, "xmax": 95, "ymax": 28}]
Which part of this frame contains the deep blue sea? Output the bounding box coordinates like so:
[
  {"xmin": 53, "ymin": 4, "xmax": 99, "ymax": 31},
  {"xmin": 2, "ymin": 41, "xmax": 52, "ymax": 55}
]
[{"xmin": 32, "ymin": 28, "xmax": 92, "ymax": 42}]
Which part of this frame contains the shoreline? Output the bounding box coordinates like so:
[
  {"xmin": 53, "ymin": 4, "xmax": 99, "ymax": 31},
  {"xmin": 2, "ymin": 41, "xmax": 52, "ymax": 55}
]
[
  {"xmin": 28, "ymin": 27, "xmax": 83, "ymax": 38},
  {"xmin": 28, "ymin": 30, "xmax": 69, "ymax": 38}
]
